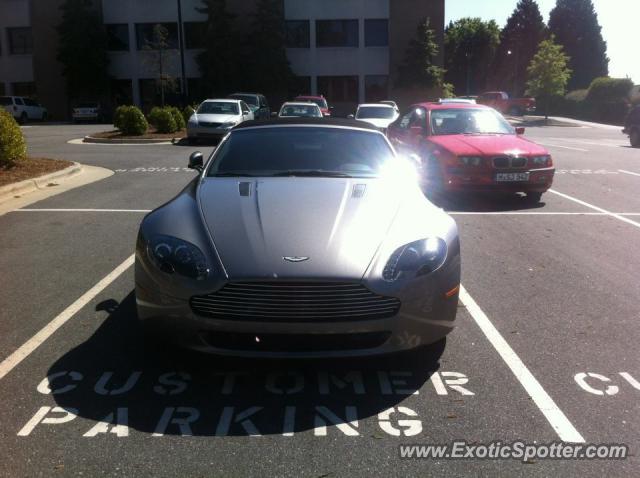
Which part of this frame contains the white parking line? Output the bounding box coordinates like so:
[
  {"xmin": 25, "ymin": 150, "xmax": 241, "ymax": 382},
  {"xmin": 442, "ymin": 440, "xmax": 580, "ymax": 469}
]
[
  {"xmin": 16, "ymin": 208, "xmax": 152, "ymax": 213},
  {"xmin": 619, "ymin": 169, "xmax": 640, "ymax": 178},
  {"xmin": 0, "ymin": 254, "xmax": 135, "ymax": 382},
  {"xmin": 459, "ymin": 285, "xmax": 585, "ymax": 443},
  {"xmin": 535, "ymin": 142, "xmax": 589, "ymax": 152},
  {"xmin": 548, "ymin": 189, "xmax": 640, "ymax": 230}
]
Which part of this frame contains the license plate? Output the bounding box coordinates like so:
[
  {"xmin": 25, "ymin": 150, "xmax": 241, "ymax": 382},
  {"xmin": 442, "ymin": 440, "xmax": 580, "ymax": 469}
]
[{"xmin": 496, "ymin": 172, "xmax": 530, "ymax": 182}]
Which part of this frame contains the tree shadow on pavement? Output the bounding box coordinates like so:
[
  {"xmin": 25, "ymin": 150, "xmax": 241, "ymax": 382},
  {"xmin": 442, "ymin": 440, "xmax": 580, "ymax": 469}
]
[{"xmin": 47, "ymin": 292, "xmax": 445, "ymax": 436}]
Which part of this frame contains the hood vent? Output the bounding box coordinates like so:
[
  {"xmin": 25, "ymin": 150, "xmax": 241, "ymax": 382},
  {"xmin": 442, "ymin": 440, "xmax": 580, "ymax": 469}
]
[
  {"xmin": 352, "ymin": 184, "xmax": 366, "ymax": 198},
  {"xmin": 238, "ymin": 182, "xmax": 252, "ymax": 197}
]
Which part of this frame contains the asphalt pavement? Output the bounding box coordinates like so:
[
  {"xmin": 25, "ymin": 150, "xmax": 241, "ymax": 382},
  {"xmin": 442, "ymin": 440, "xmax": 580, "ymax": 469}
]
[{"xmin": 0, "ymin": 122, "xmax": 638, "ymax": 477}]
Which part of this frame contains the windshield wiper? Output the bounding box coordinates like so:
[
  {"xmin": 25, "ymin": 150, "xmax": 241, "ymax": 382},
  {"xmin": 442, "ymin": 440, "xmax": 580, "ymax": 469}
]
[
  {"xmin": 212, "ymin": 171, "xmax": 258, "ymax": 177},
  {"xmin": 271, "ymin": 170, "xmax": 353, "ymax": 178}
]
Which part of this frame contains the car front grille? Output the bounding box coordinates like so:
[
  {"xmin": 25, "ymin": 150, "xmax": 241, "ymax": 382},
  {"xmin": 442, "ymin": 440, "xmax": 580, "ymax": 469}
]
[
  {"xmin": 190, "ymin": 282, "xmax": 401, "ymax": 322},
  {"xmin": 199, "ymin": 122, "xmax": 222, "ymax": 127},
  {"xmin": 493, "ymin": 156, "xmax": 527, "ymax": 169}
]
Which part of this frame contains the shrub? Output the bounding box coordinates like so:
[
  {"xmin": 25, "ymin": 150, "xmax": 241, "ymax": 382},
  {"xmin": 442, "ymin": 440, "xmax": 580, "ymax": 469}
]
[
  {"xmin": 0, "ymin": 109, "xmax": 27, "ymax": 167},
  {"xmin": 182, "ymin": 105, "xmax": 196, "ymax": 124},
  {"xmin": 117, "ymin": 106, "xmax": 148, "ymax": 136},
  {"xmin": 113, "ymin": 105, "xmax": 128, "ymax": 130},
  {"xmin": 150, "ymin": 108, "xmax": 177, "ymax": 134},
  {"xmin": 169, "ymin": 106, "xmax": 185, "ymax": 130},
  {"xmin": 586, "ymin": 77, "xmax": 634, "ymax": 103}
]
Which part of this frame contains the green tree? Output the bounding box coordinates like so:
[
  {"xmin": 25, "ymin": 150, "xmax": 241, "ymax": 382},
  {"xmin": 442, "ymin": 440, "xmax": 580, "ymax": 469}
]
[
  {"xmin": 525, "ymin": 36, "xmax": 572, "ymax": 119},
  {"xmin": 396, "ymin": 17, "xmax": 445, "ymax": 90},
  {"xmin": 241, "ymin": 0, "xmax": 294, "ymax": 98},
  {"xmin": 196, "ymin": 0, "xmax": 242, "ymax": 96},
  {"xmin": 444, "ymin": 18, "xmax": 501, "ymax": 95},
  {"xmin": 492, "ymin": 0, "xmax": 547, "ymax": 96},
  {"xmin": 142, "ymin": 24, "xmax": 178, "ymax": 107},
  {"xmin": 57, "ymin": 0, "xmax": 110, "ymax": 101},
  {"xmin": 549, "ymin": 0, "xmax": 608, "ymax": 90}
]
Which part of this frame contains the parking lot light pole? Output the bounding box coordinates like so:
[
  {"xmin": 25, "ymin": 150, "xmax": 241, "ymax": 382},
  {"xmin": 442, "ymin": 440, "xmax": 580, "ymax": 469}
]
[{"xmin": 177, "ymin": 0, "xmax": 188, "ymax": 106}]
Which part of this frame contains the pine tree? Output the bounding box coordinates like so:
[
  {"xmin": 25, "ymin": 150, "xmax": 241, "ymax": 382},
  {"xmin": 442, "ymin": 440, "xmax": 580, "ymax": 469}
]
[
  {"xmin": 57, "ymin": 0, "xmax": 110, "ymax": 101},
  {"xmin": 492, "ymin": 0, "xmax": 547, "ymax": 96},
  {"xmin": 548, "ymin": 0, "xmax": 608, "ymax": 90},
  {"xmin": 444, "ymin": 18, "xmax": 501, "ymax": 95},
  {"xmin": 396, "ymin": 18, "xmax": 445, "ymax": 89},
  {"xmin": 525, "ymin": 35, "xmax": 572, "ymax": 119},
  {"xmin": 196, "ymin": 0, "xmax": 242, "ymax": 96}
]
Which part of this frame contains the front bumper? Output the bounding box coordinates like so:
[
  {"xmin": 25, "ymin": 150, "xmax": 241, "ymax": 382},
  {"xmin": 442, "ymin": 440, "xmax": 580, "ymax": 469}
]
[
  {"xmin": 442, "ymin": 167, "xmax": 555, "ymax": 193},
  {"xmin": 187, "ymin": 124, "xmax": 233, "ymax": 139},
  {"xmin": 135, "ymin": 253, "xmax": 460, "ymax": 358}
]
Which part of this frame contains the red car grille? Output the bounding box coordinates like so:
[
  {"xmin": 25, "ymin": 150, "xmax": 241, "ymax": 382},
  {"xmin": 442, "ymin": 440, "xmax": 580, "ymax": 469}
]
[{"xmin": 493, "ymin": 156, "xmax": 528, "ymax": 169}]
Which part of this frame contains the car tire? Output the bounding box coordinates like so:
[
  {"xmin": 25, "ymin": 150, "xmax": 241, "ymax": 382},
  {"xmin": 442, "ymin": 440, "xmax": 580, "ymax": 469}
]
[
  {"xmin": 187, "ymin": 137, "xmax": 197, "ymax": 145},
  {"xmin": 630, "ymin": 128, "xmax": 640, "ymax": 148},
  {"xmin": 525, "ymin": 191, "xmax": 543, "ymax": 204}
]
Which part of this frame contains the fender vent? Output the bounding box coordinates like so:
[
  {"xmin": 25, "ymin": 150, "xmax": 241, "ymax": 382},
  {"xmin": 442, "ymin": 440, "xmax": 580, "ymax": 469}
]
[{"xmin": 238, "ymin": 182, "xmax": 252, "ymax": 196}]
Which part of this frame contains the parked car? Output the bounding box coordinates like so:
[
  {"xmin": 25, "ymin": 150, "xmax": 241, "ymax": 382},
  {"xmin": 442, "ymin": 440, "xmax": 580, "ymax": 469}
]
[
  {"xmin": 72, "ymin": 102, "xmax": 103, "ymax": 123},
  {"xmin": 135, "ymin": 117, "xmax": 461, "ymax": 357},
  {"xmin": 294, "ymin": 95, "xmax": 331, "ymax": 116},
  {"xmin": 380, "ymin": 100, "xmax": 400, "ymax": 113},
  {"xmin": 0, "ymin": 96, "xmax": 48, "ymax": 123},
  {"xmin": 278, "ymin": 102, "xmax": 323, "ymax": 118},
  {"xmin": 353, "ymin": 103, "xmax": 399, "ymax": 132},
  {"xmin": 623, "ymin": 105, "xmax": 640, "ymax": 148},
  {"xmin": 387, "ymin": 102, "xmax": 554, "ymax": 203},
  {"xmin": 227, "ymin": 93, "xmax": 270, "ymax": 119},
  {"xmin": 476, "ymin": 91, "xmax": 536, "ymax": 116},
  {"xmin": 186, "ymin": 99, "xmax": 254, "ymax": 143}
]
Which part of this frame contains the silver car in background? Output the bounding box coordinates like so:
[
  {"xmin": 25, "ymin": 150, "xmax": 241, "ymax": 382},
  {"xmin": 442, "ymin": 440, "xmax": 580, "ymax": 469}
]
[
  {"xmin": 354, "ymin": 103, "xmax": 400, "ymax": 132},
  {"xmin": 278, "ymin": 102, "xmax": 323, "ymax": 118},
  {"xmin": 187, "ymin": 99, "xmax": 254, "ymax": 143},
  {"xmin": 135, "ymin": 118, "xmax": 461, "ymax": 357}
]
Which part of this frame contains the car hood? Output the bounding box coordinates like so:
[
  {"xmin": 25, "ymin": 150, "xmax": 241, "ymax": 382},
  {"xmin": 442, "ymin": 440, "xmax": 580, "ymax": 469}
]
[
  {"xmin": 429, "ymin": 134, "xmax": 548, "ymax": 156},
  {"xmin": 198, "ymin": 178, "xmax": 404, "ymax": 279},
  {"xmin": 194, "ymin": 113, "xmax": 238, "ymax": 123},
  {"xmin": 357, "ymin": 118, "xmax": 396, "ymax": 129}
]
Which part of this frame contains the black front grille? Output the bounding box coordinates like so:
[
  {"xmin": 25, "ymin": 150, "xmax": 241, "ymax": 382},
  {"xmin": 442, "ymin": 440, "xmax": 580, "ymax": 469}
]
[
  {"xmin": 200, "ymin": 121, "xmax": 222, "ymax": 127},
  {"xmin": 493, "ymin": 156, "xmax": 528, "ymax": 168},
  {"xmin": 190, "ymin": 282, "xmax": 401, "ymax": 322},
  {"xmin": 493, "ymin": 156, "xmax": 510, "ymax": 168}
]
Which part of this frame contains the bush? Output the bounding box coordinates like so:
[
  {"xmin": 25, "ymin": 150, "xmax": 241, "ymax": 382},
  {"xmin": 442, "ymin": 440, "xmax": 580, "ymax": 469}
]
[
  {"xmin": 151, "ymin": 108, "xmax": 177, "ymax": 134},
  {"xmin": 116, "ymin": 106, "xmax": 148, "ymax": 136},
  {"xmin": 586, "ymin": 77, "xmax": 634, "ymax": 103},
  {"xmin": 0, "ymin": 110, "xmax": 27, "ymax": 167},
  {"xmin": 182, "ymin": 105, "xmax": 196, "ymax": 124},
  {"xmin": 169, "ymin": 106, "xmax": 185, "ymax": 130}
]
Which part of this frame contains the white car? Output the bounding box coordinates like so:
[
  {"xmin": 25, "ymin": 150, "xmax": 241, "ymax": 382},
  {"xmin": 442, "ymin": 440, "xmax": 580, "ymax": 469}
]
[
  {"xmin": 72, "ymin": 102, "xmax": 103, "ymax": 122},
  {"xmin": 354, "ymin": 103, "xmax": 399, "ymax": 131},
  {"xmin": 187, "ymin": 99, "xmax": 254, "ymax": 143},
  {"xmin": 278, "ymin": 101, "xmax": 323, "ymax": 118},
  {"xmin": 0, "ymin": 96, "xmax": 48, "ymax": 123}
]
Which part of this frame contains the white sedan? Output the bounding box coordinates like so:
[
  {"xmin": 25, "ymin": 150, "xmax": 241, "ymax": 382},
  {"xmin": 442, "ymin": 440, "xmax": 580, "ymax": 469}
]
[
  {"xmin": 278, "ymin": 102, "xmax": 323, "ymax": 118},
  {"xmin": 354, "ymin": 103, "xmax": 399, "ymax": 131},
  {"xmin": 187, "ymin": 99, "xmax": 254, "ymax": 143}
]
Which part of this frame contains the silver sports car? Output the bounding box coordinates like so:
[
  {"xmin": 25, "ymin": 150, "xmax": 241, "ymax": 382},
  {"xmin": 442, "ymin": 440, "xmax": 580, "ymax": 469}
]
[{"xmin": 135, "ymin": 118, "xmax": 461, "ymax": 357}]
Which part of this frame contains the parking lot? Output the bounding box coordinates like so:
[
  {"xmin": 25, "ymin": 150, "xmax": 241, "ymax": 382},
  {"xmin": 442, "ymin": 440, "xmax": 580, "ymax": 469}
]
[{"xmin": 0, "ymin": 122, "xmax": 638, "ymax": 476}]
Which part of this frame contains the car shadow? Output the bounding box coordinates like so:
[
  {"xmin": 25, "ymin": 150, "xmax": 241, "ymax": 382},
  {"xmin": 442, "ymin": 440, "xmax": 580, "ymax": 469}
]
[
  {"xmin": 173, "ymin": 138, "xmax": 220, "ymax": 148},
  {"xmin": 47, "ymin": 292, "xmax": 444, "ymax": 436},
  {"xmin": 424, "ymin": 190, "xmax": 546, "ymax": 212}
]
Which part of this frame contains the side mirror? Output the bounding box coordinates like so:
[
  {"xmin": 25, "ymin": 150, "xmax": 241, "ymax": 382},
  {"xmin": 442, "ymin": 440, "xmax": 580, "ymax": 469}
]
[
  {"xmin": 188, "ymin": 151, "xmax": 204, "ymax": 171},
  {"xmin": 347, "ymin": 114, "xmax": 355, "ymax": 119},
  {"xmin": 515, "ymin": 126, "xmax": 525, "ymax": 135}
]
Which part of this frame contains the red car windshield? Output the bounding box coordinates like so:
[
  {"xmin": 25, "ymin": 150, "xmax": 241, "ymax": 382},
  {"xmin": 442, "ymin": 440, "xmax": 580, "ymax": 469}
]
[{"xmin": 431, "ymin": 108, "xmax": 514, "ymax": 135}]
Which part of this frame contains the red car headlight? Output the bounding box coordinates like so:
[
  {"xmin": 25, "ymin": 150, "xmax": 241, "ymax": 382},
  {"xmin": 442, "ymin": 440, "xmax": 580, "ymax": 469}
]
[
  {"xmin": 531, "ymin": 155, "xmax": 552, "ymax": 167},
  {"xmin": 459, "ymin": 156, "xmax": 483, "ymax": 166}
]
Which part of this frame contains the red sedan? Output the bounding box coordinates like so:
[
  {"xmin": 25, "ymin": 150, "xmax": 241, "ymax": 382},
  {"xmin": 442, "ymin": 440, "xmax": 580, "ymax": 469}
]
[{"xmin": 387, "ymin": 102, "xmax": 554, "ymax": 203}]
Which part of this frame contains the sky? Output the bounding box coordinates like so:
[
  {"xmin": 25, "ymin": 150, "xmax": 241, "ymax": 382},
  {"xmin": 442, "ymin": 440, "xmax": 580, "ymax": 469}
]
[{"xmin": 445, "ymin": 0, "xmax": 639, "ymax": 84}]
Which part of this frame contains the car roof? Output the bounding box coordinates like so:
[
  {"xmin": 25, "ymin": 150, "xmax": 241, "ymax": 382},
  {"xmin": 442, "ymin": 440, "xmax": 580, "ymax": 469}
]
[
  {"xmin": 413, "ymin": 102, "xmax": 493, "ymax": 111},
  {"xmin": 280, "ymin": 102, "xmax": 321, "ymax": 107},
  {"xmin": 203, "ymin": 98, "xmax": 241, "ymax": 104},
  {"xmin": 233, "ymin": 117, "xmax": 380, "ymax": 131},
  {"xmin": 295, "ymin": 95, "xmax": 325, "ymax": 99},
  {"xmin": 357, "ymin": 103, "xmax": 394, "ymax": 108},
  {"xmin": 229, "ymin": 92, "xmax": 261, "ymax": 97}
]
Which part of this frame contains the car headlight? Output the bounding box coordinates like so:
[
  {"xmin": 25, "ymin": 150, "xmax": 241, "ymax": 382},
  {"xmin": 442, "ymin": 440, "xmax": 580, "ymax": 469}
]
[
  {"xmin": 188, "ymin": 116, "xmax": 198, "ymax": 125},
  {"xmin": 383, "ymin": 237, "xmax": 447, "ymax": 282},
  {"xmin": 147, "ymin": 235, "xmax": 209, "ymax": 280},
  {"xmin": 531, "ymin": 155, "xmax": 552, "ymax": 166},
  {"xmin": 459, "ymin": 156, "xmax": 483, "ymax": 166},
  {"xmin": 220, "ymin": 121, "xmax": 238, "ymax": 129}
]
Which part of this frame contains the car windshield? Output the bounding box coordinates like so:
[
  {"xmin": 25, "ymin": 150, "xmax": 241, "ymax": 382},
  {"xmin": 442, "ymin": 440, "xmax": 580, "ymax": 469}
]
[
  {"xmin": 207, "ymin": 127, "xmax": 394, "ymax": 178},
  {"xmin": 198, "ymin": 102, "xmax": 240, "ymax": 115},
  {"xmin": 0, "ymin": 97, "xmax": 13, "ymax": 105},
  {"xmin": 229, "ymin": 95, "xmax": 258, "ymax": 106},
  {"xmin": 430, "ymin": 108, "xmax": 514, "ymax": 135},
  {"xmin": 280, "ymin": 105, "xmax": 322, "ymax": 117},
  {"xmin": 356, "ymin": 106, "xmax": 395, "ymax": 119}
]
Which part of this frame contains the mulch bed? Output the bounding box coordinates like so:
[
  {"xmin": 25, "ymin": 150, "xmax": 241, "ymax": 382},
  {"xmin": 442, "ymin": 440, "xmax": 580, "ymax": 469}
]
[
  {"xmin": 91, "ymin": 128, "xmax": 187, "ymax": 140},
  {"xmin": 0, "ymin": 157, "xmax": 74, "ymax": 187}
]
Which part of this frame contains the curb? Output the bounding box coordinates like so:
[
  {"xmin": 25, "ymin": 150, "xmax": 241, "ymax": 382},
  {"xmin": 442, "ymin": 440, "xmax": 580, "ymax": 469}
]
[
  {"xmin": 83, "ymin": 135, "xmax": 177, "ymax": 145},
  {"xmin": 0, "ymin": 162, "xmax": 82, "ymax": 204}
]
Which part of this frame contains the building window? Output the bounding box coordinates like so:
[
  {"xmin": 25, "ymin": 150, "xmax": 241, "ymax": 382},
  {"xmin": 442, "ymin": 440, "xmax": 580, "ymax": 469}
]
[
  {"xmin": 8, "ymin": 27, "xmax": 33, "ymax": 55},
  {"xmin": 365, "ymin": 19, "xmax": 388, "ymax": 47},
  {"xmin": 106, "ymin": 24, "xmax": 129, "ymax": 51},
  {"xmin": 285, "ymin": 20, "xmax": 309, "ymax": 48},
  {"xmin": 135, "ymin": 23, "xmax": 178, "ymax": 50},
  {"xmin": 316, "ymin": 20, "xmax": 358, "ymax": 48},
  {"xmin": 12, "ymin": 82, "xmax": 37, "ymax": 98},
  {"xmin": 317, "ymin": 76, "xmax": 359, "ymax": 103},
  {"xmin": 184, "ymin": 22, "xmax": 207, "ymax": 49},
  {"xmin": 365, "ymin": 75, "xmax": 389, "ymax": 102}
]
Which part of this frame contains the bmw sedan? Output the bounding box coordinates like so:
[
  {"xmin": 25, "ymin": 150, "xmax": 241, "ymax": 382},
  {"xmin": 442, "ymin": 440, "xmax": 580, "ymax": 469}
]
[
  {"xmin": 135, "ymin": 118, "xmax": 461, "ymax": 357},
  {"xmin": 186, "ymin": 99, "xmax": 254, "ymax": 143}
]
